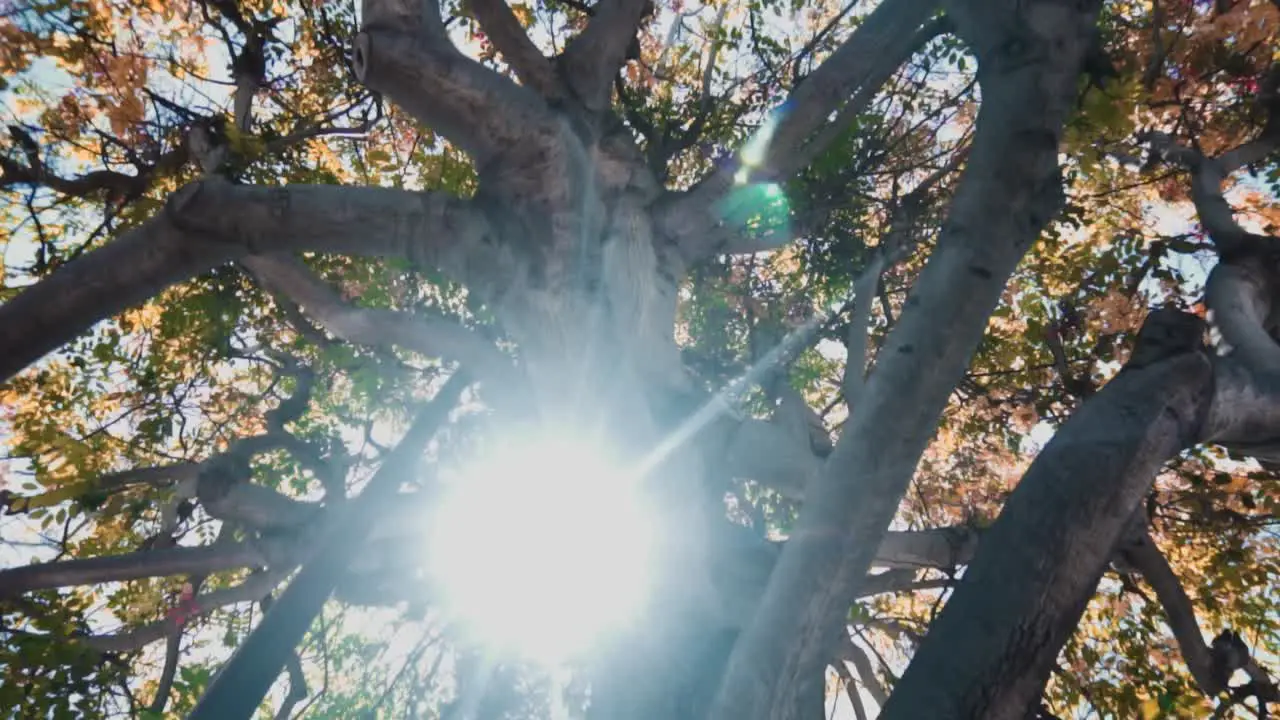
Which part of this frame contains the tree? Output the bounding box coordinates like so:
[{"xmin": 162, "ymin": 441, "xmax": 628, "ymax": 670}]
[{"xmin": 2, "ymin": 0, "xmax": 1280, "ymax": 716}]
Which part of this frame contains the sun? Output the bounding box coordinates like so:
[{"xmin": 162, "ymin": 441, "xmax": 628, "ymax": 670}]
[{"xmin": 424, "ymin": 429, "xmax": 659, "ymax": 664}]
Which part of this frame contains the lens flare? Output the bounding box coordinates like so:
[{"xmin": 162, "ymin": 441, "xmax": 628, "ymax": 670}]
[{"xmin": 425, "ymin": 432, "xmax": 657, "ymax": 663}]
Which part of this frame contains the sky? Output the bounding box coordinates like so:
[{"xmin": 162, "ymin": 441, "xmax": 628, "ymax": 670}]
[{"xmin": 2, "ymin": 0, "xmax": 1280, "ymax": 718}]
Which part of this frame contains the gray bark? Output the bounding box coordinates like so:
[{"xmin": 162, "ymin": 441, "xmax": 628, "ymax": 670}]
[
  {"xmin": 0, "ymin": 543, "xmax": 269, "ymax": 599},
  {"xmin": 868, "ymin": 75, "xmax": 1280, "ymax": 718},
  {"xmin": 242, "ymin": 254, "xmax": 522, "ymax": 396},
  {"xmin": 659, "ymin": 0, "xmax": 943, "ymax": 259},
  {"xmin": 880, "ymin": 310, "xmax": 1214, "ymax": 720},
  {"xmin": 6, "ymin": 0, "xmax": 1238, "ymax": 716},
  {"xmin": 708, "ymin": 0, "xmax": 1103, "ymax": 716},
  {"xmin": 0, "ymin": 181, "xmax": 492, "ymax": 383},
  {"xmin": 560, "ymin": 0, "xmax": 653, "ymax": 111}
]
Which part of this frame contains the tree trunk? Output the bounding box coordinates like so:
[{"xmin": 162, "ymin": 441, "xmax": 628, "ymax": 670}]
[
  {"xmin": 709, "ymin": 1, "xmax": 1106, "ymax": 715},
  {"xmin": 880, "ymin": 310, "xmax": 1214, "ymax": 720}
]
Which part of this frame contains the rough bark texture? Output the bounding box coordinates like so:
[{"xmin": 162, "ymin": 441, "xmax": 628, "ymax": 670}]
[
  {"xmin": 708, "ymin": 1, "xmax": 1103, "ymax": 716},
  {"xmin": 0, "ymin": 181, "xmax": 492, "ymax": 382},
  {"xmin": 880, "ymin": 310, "xmax": 1214, "ymax": 720},
  {"xmin": 16, "ymin": 0, "xmax": 1277, "ymax": 715}
]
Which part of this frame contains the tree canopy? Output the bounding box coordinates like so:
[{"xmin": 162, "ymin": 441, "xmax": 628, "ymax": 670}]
[{"xmin": 2, "ymin": 0, "xmax": 1280, "ymax": 717}]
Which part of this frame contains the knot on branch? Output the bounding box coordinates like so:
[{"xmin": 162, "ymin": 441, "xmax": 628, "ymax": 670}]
[
  {"xmin": 1125, "ymin": 308, "xmax": 1206, "ymax": 370},
  {"xmin": 351, "ymin": 32, "xmax": 375, "ymax": 85},
  {"xmin": 163, "ymin": 178, "xmax": 233, "ymax": 241}
]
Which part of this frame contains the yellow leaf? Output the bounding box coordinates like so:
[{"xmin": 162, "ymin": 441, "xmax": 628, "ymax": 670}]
[{"xmin": 512, "ymin": 3, "xmax": 535, "ymax": 26}]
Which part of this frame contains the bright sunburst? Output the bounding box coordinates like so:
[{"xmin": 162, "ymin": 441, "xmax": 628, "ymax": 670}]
[{"xmin": 425, "ymin": 430, "xmax": 659, "ymax": 663}]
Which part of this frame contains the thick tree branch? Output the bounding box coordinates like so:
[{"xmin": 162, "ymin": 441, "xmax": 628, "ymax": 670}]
[
  {"xmin": 1143, "ymin": 70, "xmax": 1279, "ymax": 254},
  {"xmin": 0, "ymin": 543, "xmax": 271, "ymax": 598},
  {"xmin": 200, "ymin": 480, "xmax": 320, "ymax": 531},
  {"xmin": 759, "ymin": 3, "xmax": 943, "ymax": 176},
  {"xmin": 789, "ymin": 17, "xmax": 952, "ymax": 175},
  {"xmin": 275, "ymin": 651, "xmax": 309, "ymax": 720},
  {"xmin": 1144, "ymin": 132, "xmax": 1265, "ymax": 253},
  {"xmin": 1, "ymin": 463, "xmax": 201, "ymax": 516},
  {"xmin": 1205, "ymin": 260, "xmax": 1280, "ymax": 374},
  {"xmin": 148, "ymin": 630, "xmax": 184, "ymax": 713},
  {"xmin": 352, "ymin": 25, "xmax": 566, "ymax": 172},
  {"xmin": 1202, "ymin": 344, "xmax": 1280, "ymax": 474},
  {"xmin": 723, "ymin": 419, "xmax": 825, "ymax": 499},
  {"xmin": 881, "ymin": 310, "xmax": 1213, "ymax": 720},
  {"xmin": 856, "ymin": 569, "xmax": 952, "ymax": 597},
  {"xmin": 361, "ymin": 0, "xmax": 449, "ymax": 36},
  {"xmin": 97, "ymin": 463, "xmax": 203, "ymax": 492},
  {"xmin": 710, "ymin": 2, "xmax": 1103, "ymax": 715},
  {"xmin": 1123, "ymin": 527, "xmax": 1280, "ymax": 714},
  {"xmin": 716, "ymin": 120, "xmax": 966, "ymax": 258},
  {"xmin": 242, "ymin": 254, "xmax": 521, "ymax": 395},
  {"xmin": 1199, "ymin": 243, "xmax": 1280, "ymax": 469},
  {"xmin": 0, "ymin": 491, "xmax": 456, "ymax": 599},
  {"xmin": 872, "ymin": 526, "xmax": 978, "ymax": 570},
  {"xmin": 659, "ymin": 0, "xmax": 944, "ymax": 257},
  {"xmin": 81, "ymin": 569, "xmax": 288, "ymax": 653},
  {"xmin": 559, "ymin": 0, "xmax": 653, "ymax": 111},
  {"xmin": 833, "ymin": 659, "xmax": 870, "ymax": 720},
  {"xmin": 0, "ymin": 179, "xmax": 495, "ymax": 384},
  {"xmin": 1119, "ymin": 529, "xmax": 1224, "ymax": 696},
  {"xmin": 841, "ymin": 636, "xmax": 890, "ymax": 706},
  {"xmin": 190, "ymin": 371, "xmax": 471, "ymax": 719},
  {"xmin": 843, "ymin": 255, "xmax": 885, "ymax": 407},
  {"xmin": 469, "ymin": 0, "xmax": 561, "ymax": 97}
]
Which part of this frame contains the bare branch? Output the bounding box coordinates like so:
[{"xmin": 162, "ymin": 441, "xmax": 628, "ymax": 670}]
[
  {"xmin": 469, "ymin": 0, "xmax": 561, "ymax": 97},
  {"xmin": 352, "ymin": 26, "xmax": 564, "ymax": 169},
  {"xmin": 242, "ymin": 255, "xmax": 521, "ymax": 395},
  {"xmin": 560, "ymin": 0, "xmax": 654, "ymax": 111},
  {"xmin": 1119, "ymin": 529, "xmax": 1223, "ymax": 696},
  {"xmin": 0, "ymin": 543, "xmax": 271, "ymax": 598},
  {"xmin": 148, "ymin": 631, "xmax": 183, "ymax": 713},
  {"xmin": 262, "ymin": 103, "xmax": 384, "ymax": 156},
  {"xmin": 0, "ymin": 179, "xmax": 496, "ymax": 384},
  {"xmin": 841, "ymin": 636, "xmax": 889, "ymax": 706},
  {"xmin": 82, "ymin": 570, "xmax": 287, "ymax": 653},
  {"xmin": 190, "ymin": 372, "xmax": 472, "ymax": 718},
  {"xmin": 275, "ymin": 651, "xmax": 309, "ymax": 720},
  {"xmin": 832, "ymin": 660, "xmax": 869, "ymax": 720},
  {"xmin": 842, "ymin": 255, "xmax": 885, "ymax": 408},
  {"xmin": 660, "ymin": 0, "xmax": 945, "ymax": 256}
]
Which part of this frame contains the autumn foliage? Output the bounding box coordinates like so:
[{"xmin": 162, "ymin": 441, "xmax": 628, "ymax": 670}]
[{"xmin": 2, "ymin": 0, "xmax": 1280, "ymax": 717}]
